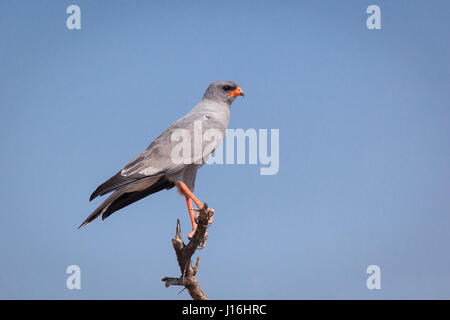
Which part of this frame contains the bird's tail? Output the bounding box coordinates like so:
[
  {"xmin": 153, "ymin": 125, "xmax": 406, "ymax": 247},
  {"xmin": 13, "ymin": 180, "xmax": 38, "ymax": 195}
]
[
  {"xmin": 79, "ymin": 176, "xmax": 175, "ymax": 229},
  {"xmin": 78, "ymin": 189, "xmax": 126, "ymax": 229}
]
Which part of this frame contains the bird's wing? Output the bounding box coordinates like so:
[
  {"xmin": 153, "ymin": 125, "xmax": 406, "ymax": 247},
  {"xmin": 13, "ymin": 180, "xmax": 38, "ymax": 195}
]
[
  {"xmin": 89, "ymin": 114, "xmax": 225, "ymax": 201},
  {"xmin": 89, "ymin": 170, "xmax": 148, "ymax": 201},
  {"xmin": 121, "ymin": 114, "xmax": 226, "ymax": 177}
]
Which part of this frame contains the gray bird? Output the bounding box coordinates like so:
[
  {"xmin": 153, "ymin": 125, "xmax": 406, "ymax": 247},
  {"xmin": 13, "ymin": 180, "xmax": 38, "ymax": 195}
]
[{"xmin": 79, "ymin": 81, "xmax": 244, "ymax": 244}]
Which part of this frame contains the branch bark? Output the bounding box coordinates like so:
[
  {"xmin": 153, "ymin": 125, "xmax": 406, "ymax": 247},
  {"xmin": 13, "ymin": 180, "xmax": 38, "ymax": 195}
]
[{"xmin": 161, "ymin": 202, "xmax": 214, "ymax": 300}]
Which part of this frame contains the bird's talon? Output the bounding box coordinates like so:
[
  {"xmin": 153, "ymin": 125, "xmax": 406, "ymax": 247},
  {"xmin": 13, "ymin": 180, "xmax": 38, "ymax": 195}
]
[
  {"xmin": 193, "ymin": 210, "xmax": 214, "ymax": 226},
  {"xmin": 198, "ymin": 232, "xmax": 208, "ymax": 249},
  {"xmin": 193, "ymin": 202, "xmax": 208, "ymax": 211},
  {"xmin": 187, "ymin": 229, "xmax": 208, "ymax": 248},
  {"xmin": 207, "ymin": 208, "xmax": 214, "ymax": 226},
  {"xmin": 193, "ymin": 212, "xmax": 200, "ymax": 224},
  {"xmin": 187, "ymin": 229, "xmax": 196, "ymax": 240}
]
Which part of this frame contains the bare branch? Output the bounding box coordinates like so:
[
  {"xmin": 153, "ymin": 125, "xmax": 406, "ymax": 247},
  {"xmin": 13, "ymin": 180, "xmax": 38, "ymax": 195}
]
[{"xmin": 161, "ymin": 203, "xmax": 214, "ymax": 300}]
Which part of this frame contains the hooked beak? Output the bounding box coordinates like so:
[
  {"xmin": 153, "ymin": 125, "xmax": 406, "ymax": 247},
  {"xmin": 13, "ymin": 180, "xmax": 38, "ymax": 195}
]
[{"xmin": 228, "ymin": 86, "xmax": 245, "ymax": 97}]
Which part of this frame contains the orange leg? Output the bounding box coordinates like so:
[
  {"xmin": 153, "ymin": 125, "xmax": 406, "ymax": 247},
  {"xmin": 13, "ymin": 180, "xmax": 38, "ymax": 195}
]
[
  {"xmin": 185, "ymin": 195, "xmax": 197, "ymax": 239},
  {"xmin": 177, "ymin": 181, "xmax": 203, "ymax": 208},
  {"xmin": 178, "ymin": 181, "xmax": 207, "ymax": 241}
]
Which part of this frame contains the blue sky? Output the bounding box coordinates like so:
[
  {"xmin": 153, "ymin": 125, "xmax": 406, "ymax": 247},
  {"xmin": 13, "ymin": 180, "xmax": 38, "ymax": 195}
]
[{"xmin": 1, "ymin": 0, "xmax": 449, "ymax": 299}]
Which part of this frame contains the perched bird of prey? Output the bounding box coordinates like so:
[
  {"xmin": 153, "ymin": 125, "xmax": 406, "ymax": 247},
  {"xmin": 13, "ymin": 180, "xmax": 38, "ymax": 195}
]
[{"xmin": 79, "ymin": 81, "xmax": 244, "ymax": 245}]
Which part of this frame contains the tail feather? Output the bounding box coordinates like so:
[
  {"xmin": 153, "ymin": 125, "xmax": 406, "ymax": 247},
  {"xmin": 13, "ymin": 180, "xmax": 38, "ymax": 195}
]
[
  {"xmin": 79, "ymin": 176, "xmax": 175, "ymax": 229},
  {"xmin": 79, "ymin": 189, "xmax": 126, "ymax": 229}
]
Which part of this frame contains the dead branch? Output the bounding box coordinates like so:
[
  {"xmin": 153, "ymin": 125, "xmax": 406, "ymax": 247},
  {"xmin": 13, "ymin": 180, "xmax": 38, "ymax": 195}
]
[{"xmin": 161, "ymin": 202, "xmax": 214, "ymax": 300}]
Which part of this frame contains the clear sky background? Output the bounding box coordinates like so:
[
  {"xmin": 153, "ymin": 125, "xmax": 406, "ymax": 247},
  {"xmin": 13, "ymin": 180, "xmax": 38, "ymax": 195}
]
[{"xmin": 1, "ymin": 0, "xmax": 449, "ymax": 299}]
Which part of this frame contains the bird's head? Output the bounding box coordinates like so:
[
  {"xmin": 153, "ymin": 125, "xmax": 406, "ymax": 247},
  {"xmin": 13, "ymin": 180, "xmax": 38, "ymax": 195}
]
[{"xmin": 203, "ymin": 81, "xmax": 244, "ymax": 105}]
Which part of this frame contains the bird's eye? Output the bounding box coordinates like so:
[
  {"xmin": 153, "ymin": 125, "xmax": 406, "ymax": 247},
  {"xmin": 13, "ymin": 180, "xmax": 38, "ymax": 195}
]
[{"xmin": 223, "ymin": 85, "xmax": 232, "ymax": 91}]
